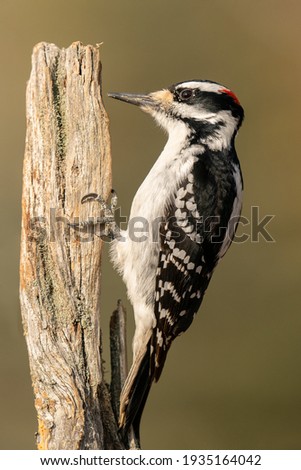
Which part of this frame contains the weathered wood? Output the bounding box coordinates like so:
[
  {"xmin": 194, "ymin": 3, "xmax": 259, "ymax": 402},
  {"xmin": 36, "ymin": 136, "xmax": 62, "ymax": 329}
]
[
  {"xmin": 110, "ymin": 300, "xmax": 128, "ymax": 421},
  {"xmin": 110, "ymin": 302, "xmax": 140, "ymax": 449},
  {"xmin": 20, "ymin": 42, "xmax": 124, "ymax": 449}
]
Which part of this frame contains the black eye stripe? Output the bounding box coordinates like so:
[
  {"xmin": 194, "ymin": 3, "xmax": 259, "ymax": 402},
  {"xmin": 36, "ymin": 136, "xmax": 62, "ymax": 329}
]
[{"xmin": 173, "ymin": 87, "xmax": 243, "ymax": 120}]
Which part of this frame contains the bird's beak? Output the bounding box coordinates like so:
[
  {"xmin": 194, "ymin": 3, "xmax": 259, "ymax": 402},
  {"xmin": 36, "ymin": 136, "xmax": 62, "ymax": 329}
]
[
  {"xmin": 108, "ymin": 89, "xmax": 173, "ymax": 114},
  {"xmin": 108, "ymin": 92, "xmax": 155, "ymax": 109}
]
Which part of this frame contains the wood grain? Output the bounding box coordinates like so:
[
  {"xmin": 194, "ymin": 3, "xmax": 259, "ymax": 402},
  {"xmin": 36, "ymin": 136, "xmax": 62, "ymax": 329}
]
[{"xmin": 20, "ymin": 42, "xmax": 123, "ymax": 449}]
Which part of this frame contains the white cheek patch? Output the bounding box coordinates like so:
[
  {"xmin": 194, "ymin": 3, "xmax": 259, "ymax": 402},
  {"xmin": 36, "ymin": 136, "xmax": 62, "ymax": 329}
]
[
  {"xmin": 174, "ymin": 102, "xmax": 216, "ymax": 121},
  {"xmin": 151, "ymin": 106, "xmax": 238, "ymax": 151},
  {"xmin": 150, "ymin": 103, "xmax": 215, "ymax": 129}
]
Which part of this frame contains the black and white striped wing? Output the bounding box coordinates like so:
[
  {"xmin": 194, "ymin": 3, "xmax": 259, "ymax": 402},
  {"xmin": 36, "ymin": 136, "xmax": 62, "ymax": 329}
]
[
  {"xmin": 151, "ymin": 218, "xmax": 212, "ymax": 381},
  {"xmin": 149, "ymin": 168, "xmax": 216, "ymax": 381},
  {"xmin": 151, "ymin": 158, "xmax": 241, "ymax": 381}
]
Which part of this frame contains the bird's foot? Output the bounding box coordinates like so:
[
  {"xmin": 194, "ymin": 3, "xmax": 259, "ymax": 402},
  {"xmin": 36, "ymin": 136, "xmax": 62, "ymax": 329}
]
[{"xmin": 69, "ymin": 189, "xmax": 120, "ymax": 239}]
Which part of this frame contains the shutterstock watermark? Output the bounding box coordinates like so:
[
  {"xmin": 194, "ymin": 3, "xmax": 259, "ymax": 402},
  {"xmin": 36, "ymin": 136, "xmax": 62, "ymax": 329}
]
[
  {"xmin": 28, "ymin": 205, "xmax": 275, "ymax": 245},
  {"xmin": 233, "ymin": 206, "xmax": 275, "ymax": 243}
]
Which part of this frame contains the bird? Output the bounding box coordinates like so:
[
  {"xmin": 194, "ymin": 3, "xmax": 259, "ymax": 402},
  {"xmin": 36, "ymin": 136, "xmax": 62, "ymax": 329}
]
[{"xmin": 83, "ymin": 80, "xmax": 244, "ymax": 448}]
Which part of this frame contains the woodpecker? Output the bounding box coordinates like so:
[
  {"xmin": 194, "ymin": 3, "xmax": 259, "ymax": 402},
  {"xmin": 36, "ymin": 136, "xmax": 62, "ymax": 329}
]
[{"xmin": 80, "ymin": 80, "xmax": 244, "ymax": 447}]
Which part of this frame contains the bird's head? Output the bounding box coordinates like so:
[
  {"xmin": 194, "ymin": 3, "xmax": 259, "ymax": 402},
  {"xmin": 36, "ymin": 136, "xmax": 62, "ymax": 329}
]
[{"xmin": 109, "ymin": 80, "xmax": 244, "ymax": 149}]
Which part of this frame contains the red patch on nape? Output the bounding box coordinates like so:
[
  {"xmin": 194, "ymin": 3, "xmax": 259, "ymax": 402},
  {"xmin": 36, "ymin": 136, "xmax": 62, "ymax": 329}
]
[{"xmin": 219, "ymin": 88, "xmax": 240, "ymax": 105}]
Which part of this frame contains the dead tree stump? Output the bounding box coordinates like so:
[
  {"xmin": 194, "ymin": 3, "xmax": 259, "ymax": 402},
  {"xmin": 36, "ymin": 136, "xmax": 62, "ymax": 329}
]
[{"xmin": 20, "ymin": 42, "xmax": 124, "ymax": 449}]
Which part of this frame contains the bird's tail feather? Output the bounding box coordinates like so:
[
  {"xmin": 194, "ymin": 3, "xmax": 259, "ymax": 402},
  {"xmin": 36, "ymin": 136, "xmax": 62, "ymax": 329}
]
[{"xmin": 119, "ymin": 334, "xmax": 153, "ymax": 448}]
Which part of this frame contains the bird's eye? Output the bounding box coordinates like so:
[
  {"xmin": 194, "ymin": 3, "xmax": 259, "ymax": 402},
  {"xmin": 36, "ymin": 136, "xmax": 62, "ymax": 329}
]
[{"xmin": 178, "ymin": 88, "xmax": 193, "ymax": 101}]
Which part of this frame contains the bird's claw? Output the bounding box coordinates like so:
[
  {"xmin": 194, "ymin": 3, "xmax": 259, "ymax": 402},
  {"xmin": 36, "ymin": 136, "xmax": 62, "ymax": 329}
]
[{"xmin": 70, "ymin": 190, "xmax": 120, "ymax": 239}]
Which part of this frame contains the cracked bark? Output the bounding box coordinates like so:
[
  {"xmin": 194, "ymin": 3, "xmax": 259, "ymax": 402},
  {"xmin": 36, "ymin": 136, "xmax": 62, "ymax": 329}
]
[{"xmin": 20, "ymin": 42, "xmax": 124, "ymax": 449}]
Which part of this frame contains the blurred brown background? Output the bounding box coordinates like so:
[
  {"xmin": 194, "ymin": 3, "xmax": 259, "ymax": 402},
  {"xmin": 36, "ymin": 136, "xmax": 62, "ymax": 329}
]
[{"xmin": 1, "ymin": 0, "xmax": 300, "ymax": 450}]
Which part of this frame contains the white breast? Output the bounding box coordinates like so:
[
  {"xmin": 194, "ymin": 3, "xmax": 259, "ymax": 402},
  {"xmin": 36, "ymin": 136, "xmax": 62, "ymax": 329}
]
[{"xmin": 110, "ymin": 120, "xmax": 202, "ymax": 353}]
